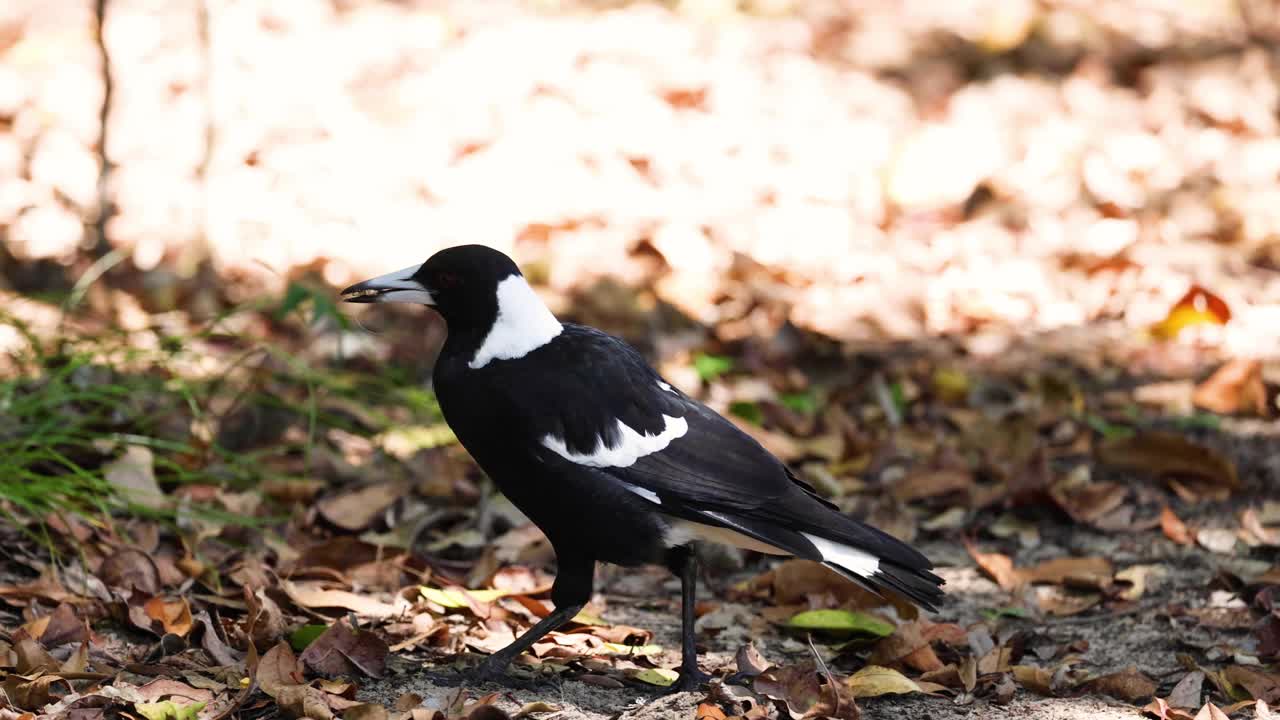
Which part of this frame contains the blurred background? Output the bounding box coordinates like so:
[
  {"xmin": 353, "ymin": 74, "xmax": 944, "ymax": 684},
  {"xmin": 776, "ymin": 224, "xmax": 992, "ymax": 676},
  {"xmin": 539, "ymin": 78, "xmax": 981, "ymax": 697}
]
[
  {"xmin": 3, "ymin": 4, "xmax": 1280, "ymax": 716},
  {"xmin": 3, "ymin": 0, "xmax": 1279, "ymax": 365}
]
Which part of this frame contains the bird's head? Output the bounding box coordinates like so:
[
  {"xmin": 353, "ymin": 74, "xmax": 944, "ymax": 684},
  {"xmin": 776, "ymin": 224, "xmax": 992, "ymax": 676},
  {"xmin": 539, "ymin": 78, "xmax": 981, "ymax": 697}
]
[{"xmin": 340, "ymin": 245, "xmax": 561, "ymax": 365}]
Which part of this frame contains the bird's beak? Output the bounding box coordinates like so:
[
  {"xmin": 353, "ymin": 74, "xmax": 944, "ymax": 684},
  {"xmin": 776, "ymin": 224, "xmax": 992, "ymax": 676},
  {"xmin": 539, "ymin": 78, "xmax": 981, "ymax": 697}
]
[{"xmin": 340, "ymin": 264, "xmax": 435, "ymax": 305}]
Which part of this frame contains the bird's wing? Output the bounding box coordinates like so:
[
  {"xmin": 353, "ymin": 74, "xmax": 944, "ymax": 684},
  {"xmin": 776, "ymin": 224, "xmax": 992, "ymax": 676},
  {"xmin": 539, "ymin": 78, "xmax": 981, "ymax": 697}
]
[{"xmin": 524, "ymin": 325, "xmax": 800, "ymax": 512}]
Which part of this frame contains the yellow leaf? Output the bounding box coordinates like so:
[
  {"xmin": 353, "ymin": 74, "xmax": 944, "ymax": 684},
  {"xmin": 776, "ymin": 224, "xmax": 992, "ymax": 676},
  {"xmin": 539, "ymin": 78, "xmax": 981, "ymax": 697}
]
[
  {"xmin": 418, "ymin": 587, "xmax": 505, "ymax": 609},
  {"xmin": 630, "ymin": 668, "xmax": 679, "ymax": 687},
  {"xmin": 846, "ymin": 665, "xmax": 924, "ymax": 698}
]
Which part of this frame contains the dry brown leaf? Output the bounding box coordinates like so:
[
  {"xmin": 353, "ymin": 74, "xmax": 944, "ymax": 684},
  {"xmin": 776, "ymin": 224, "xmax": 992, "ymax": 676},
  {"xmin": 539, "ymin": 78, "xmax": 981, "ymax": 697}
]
[
  {"xmin": 1049, "ymin": 479, "xmax": 1128, "ymax": 525},
  {"xmin": 1020, "ymin": 557, "xmax": 1113, "ymax": 589},
  {"xmin": 1193, "ymin": 359, "xmax": 1268, "ymax": 416},
  {"xmin": 1098, "ymin": 432, "xmax": 1238, "ymax": 491},
  {"xmin": 733, "ymin": 642, "xmax": 771, "ymax": 679},
  {"xmin": 12, "ymin": 630, "xmax": 59, "ymax": 674},
  {"xmin": 99, "ymin": 548, "xmax": 162, "ymax": 595},
  {"xmin": 316, "ymin": 480, "xmax": 407, "ymax": 532},
  {"xmin": 1192, "ymin": 703, "xmax": 1230, "ymax": 720},
  {"xmin": 1144, "ymin": 698, "xmax": 1197, "ymax": 720},
  {"xmin": 1161, "ymin": 507, "xmax": 1196, "ymax": 545},
  {"xmin": 891, "ymin": 468, "xmax": 973, "ymax": 503},
  {"xmin": 299, "ymin": 619, "xmax": 389, "ymax": 679},
  {"xmin": 245, "ymin": 585, "xmax": 288, "ymax": 650},
  {"xmin": 144, "ymin": 596, "xmax": 194, "ymax": 637},
  {"xmin": 1168, "ymin": 671, "xmax": 1205, "ymax": 709},
  {"xmin": 1223, "ymin": 665, "xmax": 1280, "ymax": 704},
  {"xmin": 868, "ymin": 620, "xmax": 942, "ymax": 672},
  {"xmin": 964, "ymin": 539, "xmax": 1020, "ymax": 591},
  {"xmin": 0, "ymin": 673, "xmax": 70, "ymax": 711},
  {"xmin": 1243, "ymin": 508, "xmax": 1280, "ymax": 546},
  {"xmin": 258, "ymin": 641, "xmax": 308, "ymax": 699},
  {"xmin": 282, "ymin": 580, "xmax": 405, "ymax": 620},
  {"xmin": 1013, "ymin": 665, "xmax": 1053, "ymax": 696},
  {"xmin": 1082, "ymin": 667, "xmax": 1156, "ymax": 703},
  {"xmin": 695, "ymin": 703, "xmax": 728, "ymax": 720},
  {"xmin": 755, "ymin": 661, "xmax": 859, "ymax": 719}
]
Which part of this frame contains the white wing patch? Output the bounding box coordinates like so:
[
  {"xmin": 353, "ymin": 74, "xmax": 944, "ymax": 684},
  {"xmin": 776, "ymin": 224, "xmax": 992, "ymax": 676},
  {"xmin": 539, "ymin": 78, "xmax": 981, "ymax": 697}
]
[
  {"xmin": 541, "ymin": 414, "xmax": 689, "ymax": 468},
  {"xmin": 802, "ymin": 533, "xmax": 880, "ymax": 578},
  {"xmin": 623, "ymin": 484, "xmax": 662, "ymax": 505},
  {"xmin": 469, "ymin": 275, "xmax": 563, "ymax": 369}
]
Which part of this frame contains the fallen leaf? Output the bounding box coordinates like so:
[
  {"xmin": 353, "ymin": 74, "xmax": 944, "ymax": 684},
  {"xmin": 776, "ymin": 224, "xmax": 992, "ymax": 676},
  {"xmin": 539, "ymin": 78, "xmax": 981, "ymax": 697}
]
[
  {"xmin": 1098, "ymin": 432, "xmax": 1238, "ymax": 491},
  {"xmin": 105, "ymin": 445, "xmax": 168, "ymax": 510},
  {"xmin": 13, "ymin": 630, "xmax": 59, "ymax": 673},
  {"xmin": 1168, "ymin": 671, "xmax": 1205, "ymax": 709},
  {"xmin": 630, "ymin": 668, "xmax": 679, "ymax": 687},
  {"xmin": 1223, "ymin": 665, "xmax": 1280, "ymax": 703},
  {"xmin": 869, "ymin": 620, "xmax": 942, "ymax": 672},
  {"xmin": 316, "ymin": 480, "xmax": 408, "ymax": 532},
  {"xmin": 0, "ymin": 673, "xmax": 70, "ymax": 710},
  {"xmin": 419, "ymin": 586, "xmax": 506, "ymax": 609},
  {"xmin": 1049, "ymin": 479, "xmax": 1129, "ymax": 525},
  {"xmin": 695, "ymin": 703, "xmax": 727, "ymax": 720},
  {"xmin": 756, "ymin": 661, "xmax": 858, "ymax": 719},
  {"xmin": 891, "ymin": 468, "xmax": 972, "ymax": 503},
  {"xmin": 1192, "ymin": 703, "xmax": 1230, "ymax": 720},
  {"xmin": 964, "ymin": 539, "xmax": 1020, "ymax": 591},
  {"xmin": 134, "ymin": 700, "xmax": 207, "ymax": 720},
  {"xmin": 283, "ymin": 580, "xmax": 406, "ymax": 620},
  {"xmin": 258, "ymin": 641, "xmax": 307, "ymax": 698},
  {"xmin": 512, "ymin": 701, "xmax": 560, "ymax": 719},
  {"xmin": 1082, "ymin": 667, "xmax": 1156, "ymax": 703},
  {"xmin": 1197, "ymin": 529, "xmax": 1238, "ymax": 555},
  {"xmin": 1242, "ymin": 508, "xmax": 1280, "ymax": 546},
  {"xmin": 846, "ymin": 665, "xmax": 925, "ymax": 697},
  {"xmin": 1259, "ymin": 699, "xmax": 1276, "ymax": 720},
  {"xmin": 1162, "ymin": 507, "xmax": 1196, "ymax": 545},
  {"xmin": 342, "ymin": 705, "xmax": 390, "ymax": 720},
  {"xmin": 785, "ymin": 609, "xmax": 894, "ymax": 637},
  {"xmin": 245, "ymin": 585, "xmax": 287, "ymax": 650},
  {"xmin": 1193, "ymin": 359, "xmax": 1268, "ymax": 416},
  {"xmin": 1144, "ymin": 698, "xmax": 1197, "ymax": 720},
  {"xmin": 144, "ymin": 596, "xmax": 194, "ymax": 637},
  {"xmin": 100, "ymin": 548, "xmax": 162, "ymax": 595},
  {"xmin": 299, "ymin": 619, "xmax": 389, "ymax": 679},
  {"xmin": 735, "ymin": 642, "xmax": 771, "ymax": 677},
  {"xmin": 1020, "ymin": 557, "xmax": 1113, "ymax": 589},
  {"xmin": 1013, "ymin": 665, "xmax": 1053, "ymax": 696},
  {"xmin": 30, "ymin": 602, "xmax": 88, "ymax": 648},
  {"xmin": 1151, "ymin": 285, "xmax": 1231, "ymax": 339}
]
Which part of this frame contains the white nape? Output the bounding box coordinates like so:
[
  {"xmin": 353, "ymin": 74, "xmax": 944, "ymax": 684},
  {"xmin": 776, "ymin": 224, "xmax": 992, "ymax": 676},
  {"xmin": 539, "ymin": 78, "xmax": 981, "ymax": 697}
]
[
  {"xmin": 802, "ymin": 533, "xmax": 880, "ymax": 578},
  {"xmin": 469, "ymin": 274, "xmax": 563, "ymax": 369},
  {"xmin": 541, "ymin": 414, "xmax": 688, "ymax": 468},
  {"xmin": 663, "ymin": 518, "xmax": 789, "ymax": 555}
]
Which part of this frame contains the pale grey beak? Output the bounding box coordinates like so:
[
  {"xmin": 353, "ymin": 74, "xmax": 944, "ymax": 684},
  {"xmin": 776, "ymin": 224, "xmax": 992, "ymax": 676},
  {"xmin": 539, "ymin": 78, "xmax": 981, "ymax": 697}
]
[{"xmin": 340, "ymin": 264, "xmax": 435, "ymax": 305}]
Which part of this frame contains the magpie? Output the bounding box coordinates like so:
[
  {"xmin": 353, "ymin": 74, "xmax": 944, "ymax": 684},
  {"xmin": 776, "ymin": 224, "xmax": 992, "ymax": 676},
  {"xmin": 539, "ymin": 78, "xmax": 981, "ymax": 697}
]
[{"xmin": 341, "ymin": 245, "xmax": 943, "ymax": 690}]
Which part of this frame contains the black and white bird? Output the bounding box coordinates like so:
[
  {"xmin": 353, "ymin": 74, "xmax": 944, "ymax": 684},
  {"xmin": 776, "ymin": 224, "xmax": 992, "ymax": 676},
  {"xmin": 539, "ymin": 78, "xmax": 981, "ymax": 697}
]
[{"xmin": 341, "ymin": 245, "xmax": 943, "ymax": 689}]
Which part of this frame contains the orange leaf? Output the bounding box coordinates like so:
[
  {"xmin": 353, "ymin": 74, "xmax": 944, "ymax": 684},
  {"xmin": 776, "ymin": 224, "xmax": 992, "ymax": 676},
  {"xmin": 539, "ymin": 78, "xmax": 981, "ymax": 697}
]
[
  {"xmin": 144, "ymin": 596, "xmax": 194, "ymax": 637},
  {"xmin": 1151, "ymin": 285, "xmax": 1231, "ymax": 339},
  {"xmin": 964, "ymin": 539, "xmax": 1020, "ymax": 591},
  {"xmin": 1161, "ymin": 507, "xmax": 1195, "ymax": 545},
  {"xmin": 1193, "ymin": 359, "xmax": 1269, "ymax": 417}
]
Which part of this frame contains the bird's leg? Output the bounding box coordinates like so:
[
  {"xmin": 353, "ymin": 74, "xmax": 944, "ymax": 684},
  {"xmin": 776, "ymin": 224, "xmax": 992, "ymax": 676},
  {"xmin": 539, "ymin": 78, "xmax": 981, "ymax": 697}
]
[
  {"xmin": 468, "ymin": 551, "xmax": 594, "ymax": 684},
  {"xmin": 469, "ymin": 601, "xmax": 584, "ymax": 682},
  {"xmin": 667, "ymin": 546, "xmax": 713, "ymax": 692}
]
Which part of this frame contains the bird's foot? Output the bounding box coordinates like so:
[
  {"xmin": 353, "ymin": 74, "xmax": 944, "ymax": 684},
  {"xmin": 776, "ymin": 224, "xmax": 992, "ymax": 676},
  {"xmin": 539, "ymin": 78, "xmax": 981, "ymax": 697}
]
[{"xmin": 665, "ymin": 666, "xmax": 714, "ymax": 694}]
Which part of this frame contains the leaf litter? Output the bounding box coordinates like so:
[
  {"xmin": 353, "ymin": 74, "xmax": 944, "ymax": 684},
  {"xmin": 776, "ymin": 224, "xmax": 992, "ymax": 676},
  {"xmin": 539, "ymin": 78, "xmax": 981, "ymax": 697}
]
[{"xmin": 4, "ymin": 2, "xmax": 1280, "ymax": 719}]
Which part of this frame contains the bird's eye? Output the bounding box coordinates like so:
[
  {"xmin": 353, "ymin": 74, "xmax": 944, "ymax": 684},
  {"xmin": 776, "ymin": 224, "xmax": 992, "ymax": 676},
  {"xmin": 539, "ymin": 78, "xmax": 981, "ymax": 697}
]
[{"xmin": 435, "ymin": 272, "xmax": 462, "ymax": 289}]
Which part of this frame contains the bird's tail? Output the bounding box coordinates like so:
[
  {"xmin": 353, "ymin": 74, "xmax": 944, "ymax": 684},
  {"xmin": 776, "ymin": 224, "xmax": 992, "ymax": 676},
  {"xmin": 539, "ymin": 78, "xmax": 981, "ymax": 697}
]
[
  {"xmin": 808, "ymin": 527, "xmax": 952, "ymax": 609},
  {"xmin": 701, "ymin": 499, "xmax": 945, "ymax": 611}
]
